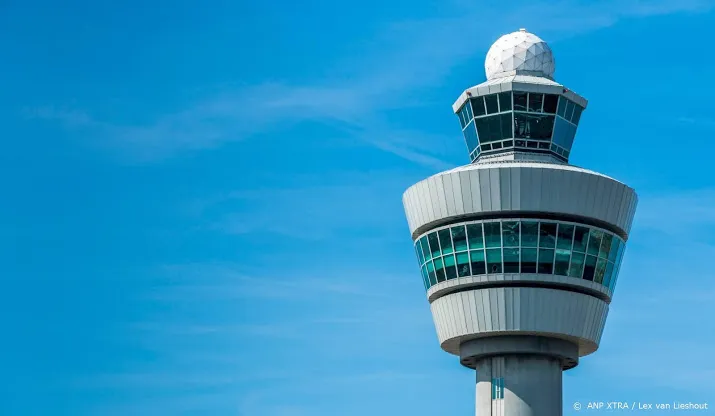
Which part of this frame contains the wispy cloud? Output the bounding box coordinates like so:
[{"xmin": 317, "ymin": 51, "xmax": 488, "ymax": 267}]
[{"xmin": 28, "ymin": 1, "xmax": 713, "ymax": 166}]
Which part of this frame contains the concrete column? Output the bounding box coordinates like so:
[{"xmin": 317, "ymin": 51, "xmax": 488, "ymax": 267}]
[{"xmin": 475, "ymin": 355, "xmax": 563, "ymax": 416}]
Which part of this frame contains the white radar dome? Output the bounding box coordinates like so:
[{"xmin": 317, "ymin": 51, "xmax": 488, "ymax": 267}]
[{"xmin": 485, "ymin": 29, "xmax": 555, "ymax": 80}]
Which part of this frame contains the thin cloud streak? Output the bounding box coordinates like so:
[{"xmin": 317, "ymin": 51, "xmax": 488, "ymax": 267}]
[{"xmin": 27, "ymin": 1, "xmax": 713, "ymax": 166}]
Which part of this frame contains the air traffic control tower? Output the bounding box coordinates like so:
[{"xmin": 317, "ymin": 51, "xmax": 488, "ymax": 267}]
[{"xmin": 402, "ymin": 29, "xmax": 637, "ymax": 415}]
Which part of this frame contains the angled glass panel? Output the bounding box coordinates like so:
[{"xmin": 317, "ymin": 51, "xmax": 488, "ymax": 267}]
[
  {"xmin": 556, "ymin": 224, "xmax": 574, "ymax": 250},
  {"xmin": 504, "ymin": 248, "xmax": 520, "ymax": 273},
  {"xmin": 484, "ymin": 222, "xmax": 502, "ymax": 248},
  {"xmin": 439, "ymin": 229, "xmax": 453, "ymax": 255},
  {"xmin": 475, "ymin": 116, "xmax": 500, "ymax": 143},
  {"xmin": 554, "ymin": 249, "xmax": 570, "ymax": 276},
  {"xmin": 485, "ymin": 94, "xmax": 499, "ymax": 114},
  {"xmin": 470, "ymin": 250, "xmax": 486, "ymax": 275},
  {"xmin": 500, "ymin": 113, "xmax": 513, "ymax": 140},
  {"xmin": 557, "ymin": 96, "xmax": 567, "ymax": 117},
  {"xmin": 466, "ymin": 99, "xmax": 474, "ymax": 120},
  {"xmin": 587, "ymin": 229, "xmax": 603, "ymax": 256},
  {"xmin": 463, "ymin": 121, "xmax": 479, "ymax": 154},
  {"xmin": 514, "ymin": 113, "xmax": 554, "ymax": 139},
  {"xmin": 486, "ymin": 248, "xmax": 502, "ymax": 273},
  {"xmin": 539, "ymin": 223, "xmax": 557, "ymax": 248},
  {"xmin": 444, "ymin": 254, "xmax": 458, "ymax": 280},
  {"xmin": 573, "ymin": 227, "xmax": 589, "ymax": 252},
  {"xmin": 594, "ymin": 258, "xmax": 607, "ymax": 284},
  {"xmin": 521, "ymin": 248, "xmax": 537, "ymax": 273},
  {"xmin": 599, "ymin": 234, "xmax": 613, "ymax": 259},
  {"xmin": 419, "ymin": 236, "xmax": 431, "ymax": 260},
  {"xmin": 538, "ymin": 248, "xmax": 554, "ymax": 274},
  {"xmin": 608, "ymin": 238, "xmax": 621, "ymax": 263},
  {"xmin": 458, "ymin": 107, "xmax": 467, "ymax": 128},
  {"xmin": 583, "ymin": 255, "xmax": 597, "ymax": 281},
  {"xmin": 471, "ymin": 97, "xmax": 486, "ymax": 117},
  {"xmin": 514, "ymin": 92, "xmax": 528, "ymax": 111},
  {"xmin": 528, "ymin": 93, "xmax": 543, "ymax": 112},
  {"xmin": 415, "ymin": 243, "xmax": 425, "ymax": 265},
  {"xmin": 543, "ymin": 94, "xmax": 559, "ymax": 113},
  {"xmin": 434, "ymin": 257, "xmax": 446, "ymax": 283},
  {"xmin": 568, "ymin": 252, "xmax": 585, "ymax": 278},
  {"xmin": 571, "ymin": 105, "xmax": 583, "ymax": 124},
  {"xmin": 498, "ymin": 92, "xmax": 512, "ymax": 111},
  {"xmin": 428, "ymin": 232, "xmax": 441, "ymax": 258},
  {"xmin": 467, "ymin": 223, "xmax": 484, "ymax": 249},
  {"xmin": 421, "ymin": 265, "xmax": 429, "ymax": 290},
  {"xmin": 565, "ymin": 100, "xmax": 575, "ymax": 121},
  {"xmin": 456, "ymin": 252, "xmax": 471, "ymax": 277},
  {"xmin": 451, "ymin": 225, "xmax": 468, "ymax": 252},
  {"xmin": 502, "ymin": 221, "xmax": 520, "ymax": 247},
  {"xmin": 426, "ymin": 261, "xmax": 437, "ymax": 285},
  {"xmin": 521, "ymin": 221, "xmax": 539, "ymax": 247},
  {"xmin": 603, "ymin": 261, "xmax": 615, "ymax": 288}
]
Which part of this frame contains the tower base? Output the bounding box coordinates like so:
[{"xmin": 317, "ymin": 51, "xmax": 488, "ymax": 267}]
[{"xmin": 461, "ymin": 336, "xmax": 579, "ymax": 416}]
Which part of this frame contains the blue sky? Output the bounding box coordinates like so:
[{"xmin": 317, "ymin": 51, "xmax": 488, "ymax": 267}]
[{"xmin": 2, "ymin": 0, "xmax": 715, "ymax": 414}]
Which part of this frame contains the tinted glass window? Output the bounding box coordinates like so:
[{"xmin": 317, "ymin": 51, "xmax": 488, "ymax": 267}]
[
  {"xmin": 528, "ymin": 93, "xmax": 543, "ymax": 112},
  {"xmin": 514, "ymin": 92, "xmax": 528, "ymax": 111},
  {"xmin": 415, "ymin": 244, "xmax": 424, "ymax": 264},
  {"xmin": 434, "ymin": 257, "xmax": 446, "ymax": 282},
  {"xmin": 565, "ymin": 100, "xmax": 575, "ymax": 121},
  {"xmin": 456, "ymin": 252, "xmax": 471, "ymax": 277},
  {"xmin": 486, "ymin": 249, "xmax": 502, "ymax": 273},
  {"xmin": 458, "ymin": 107, "xmax": 467, "ymax": 128},
  {"xmin": 583, "ymin": 255, "xmax": 597, "ymax": 281},
  {"xmin": 426, "ymin": 261, "xmax": 436, "ymax": 285},
  {"xmin": 554, "ymin": 250, "xmax": 570, "ymax": 275},
  {"xmin": 504, "ymin": 248, "xmax": 519, "ymax": 273},
  {"xmin": 587, "ymin": 230, "xmax": 603, "ymax": 256},
  {"xmin": 420, "ymin": 236, "xmax": 431, "ymax": 260},
  {"xmin": 557, "ymin": 97, "xmax": 567, "ymax": 117},
  {"xmin": 603, "ymin": 262, "xmax": 615, "ymax": 288},
  {"xmin": 467, "ymin": 224, "xmax": 484, "ymax": 249},
  {"xmin": 573, "ymin": 227, "xmax": 589, "ymax": 252},
  {"xmin": 521, "ymin": 248, "xmax": 537, "ymax": 273},
  {"xmin": 484, "ymin": 222, "xmax": 502, "ymax": 248},
  {"xmin": 514, "ymin": 113, "xmax": 554, "ymax": 139},
  {"xmin": 444, "ymin": 254, "xmax": 458, "ymax": 280},
  {"xmin": 463, "ymin": 121, "xmax": 479, "ymax": 153},
  {"xmin": 451, "ymin": 226, "xmax": 468, "ymax": 252},
  {"xmin": 522, "ymin": 221, "xmax": 539, "ymax": 247},
  {"xmin": 556, "ymin": 224, "xmax": 574, "ymax": 249},
  {"xmin": 476, "ymin": 116, "xmax": 503, "ymax": 143},
  {"xmin": 498, "ymin": 92, "xmax": 512, "ymax": 111},
  {"xmin": 594, "ymin": 258, "xmax": 607, "ymax": 284},
  {"xmin": 439, "ymin": 229, "xmax": 453, "ymax": 254},
  {"xmin": 472, "ymin": 97, "xmax": 486, "ymax": 116},
  {"xmin": 568, "ymin": 252, "xmax": 585, "ymax": 278},
  {"xmin": 608, "ymin": 239, "xmax": 621, "ymax": 263},
  {"xmin": 428, "ymin": 232, "xmax": 441, "ymax": 258},
  {"xmin": 538, "ymin": 249, "xmax": 554, "ymax": 274},
  {"xmin": 571, "ymin": 105, "xmax": 583, "ymax": 124},
  {"xmin": 599, "ymin": 234, "xmax": 613, "ymax": 259},
  {"xmin": 485, "ymin": 94, "xmax": 499, "ymax": 114},
  {"xmin": 543, "ymin": 94, "xmax": 559, "ymax": 113},
  {"xmin": 500, "ymin": 113, "xmax": 513, "ymax": 140},
  {"xmin": 470, "ymin": 250, "xmax": 486, "ymax": 275},
  {"xmin": 421, "ymin": 266, "xmax": 429, "ymax": 289},
  {"xmin": 539, "ymin": 223, "xmax": 557, "ymax": 248},
  {"xmin": 502, "ymin": 221, "xmax": 520, "ymax": 247}
]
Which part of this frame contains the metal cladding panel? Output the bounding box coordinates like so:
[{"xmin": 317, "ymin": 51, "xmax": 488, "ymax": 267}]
[
  {"xmin": 442, "ymin": 174, "xmax": 456, "ymax": 216},
  {"xmin": 403, "ymin": 163, "xmax": 638, "ymax": 240},
  {"xmin": 430, "ymin": 287, "xmax": 609, "ymax": 357},
  {"xmin": 450, "ymin": 173, "xmax": 465, "ymax": 216},
  {"xmin": 459, "ymin": 171, "xmax": 473, "ymax": 213}
]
